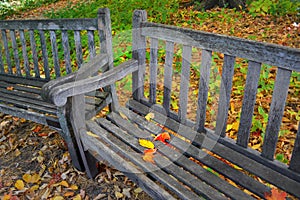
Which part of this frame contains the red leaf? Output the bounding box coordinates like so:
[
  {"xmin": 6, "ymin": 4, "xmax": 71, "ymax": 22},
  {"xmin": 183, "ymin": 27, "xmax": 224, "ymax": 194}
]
[
  {"xmin": 154, "ymin": 132, "xmax": 171, "ymax": 144},
  {"xmin": 32, "ymin": 126, "xmax": 42, "ymax": 133},
  {"xmin": 264, "ymin": 188, "xmax": 287, "ymax": 200}
]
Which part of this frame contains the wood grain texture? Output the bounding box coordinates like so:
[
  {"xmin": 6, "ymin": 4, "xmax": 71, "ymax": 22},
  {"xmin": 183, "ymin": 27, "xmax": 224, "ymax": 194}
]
[
  {"xmin": 10, "ymin": 30, "xmax": 21, "ymax": 75},
  {"xmin": 140, "ymin": 22, "xmax": 300, "ymax": 71},
  {"xmin": 149, "ymin": 37, "xmax": 158, "ymax": 104},
  {"xmin": 29, "ymin": 30, "xmax": 40, "ymax": 78},
  {"xmin": 237, "ymin": 61, "xmax": 261, "ymax": 147},
  {"xmin": 38, "ymin": 30, "xmax": 50, "ymax": 79},
  {"xmin": 50, "ymin": 30, "xmax": 61, "ymax": 77},
  {"xmin": 1, "ymin": 30, "xmax": 12, "ymax": 74},
  {"xmin": 62, "ymin": 30, "xmax": 72, "ymax": 74},
  {"xmin": 290, "ymin": 123, "xmax": 300, "ymax": 173},
  {"xmin": 74, "ymin": 30, "xmax": 83, "ymax": 68},
  {"xmin": 19, "ymin": 30, "xmax": 31, "ymax": 77},
  {"xmin": 163, "ymin": 41, "xmax": 174, "ymax": 115}
]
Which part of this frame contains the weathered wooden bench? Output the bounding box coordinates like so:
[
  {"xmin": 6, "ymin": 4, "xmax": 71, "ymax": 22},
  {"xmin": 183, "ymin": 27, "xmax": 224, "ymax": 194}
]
[
  {"xmin": 0, "ymin": 8, "xmax": 115, "ymax": 174},
  {"xmin": 45, "ymin": 9, "xmax": 300, "ymax": 199}
]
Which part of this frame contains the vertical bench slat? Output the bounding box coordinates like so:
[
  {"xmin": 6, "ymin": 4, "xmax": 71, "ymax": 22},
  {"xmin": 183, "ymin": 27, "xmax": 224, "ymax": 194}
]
[
  {"xmin": 20, "ymin": 30, "xmax": 30, "ymax": 77},
  {"xmin": 62, "ymin": 30, "xmax": 72, "ymax": 74},
  {"xmin": 74, "ymin": 30, "xmax": 83, "ymax": 68},
  {"xmin": 39, "ymin": 30, "xmax": 50, "ymax": 79},
  {"xmin": 196, "ymin": 49, "xmax": 212, "ymax": 132},
  {"xmin": 50, "ymin": 30, "xmax": 61, "ymax": 77},
  {"xmin": 216, "ymin": 55, "xmax": 236, "ymax": 137},
  {"xmin": 149, "ymin": 37, "xmax": 158, "ymax": 104},
  {"xmin": 29, "ymin": 30, "xmax": 40, "ymax": 78},
  {"xmin": 178, "ymin": 45, "xmax": 192, "ymax": 123},
  {"xmin": 10, "ymin": 30, "xmax": 21, "ymax": 75},
  {"xmin": 163, "ymin": 41, "xmax": 174, "ymax": 115},
  {"xmin": 2, "ymin": 30, "xmax": 12, "ymax": 74},
  {"xmin": 290, "ymin": 123, "xmax": 300, "ymax": 173},
  {"xmin": 0, "ymin": 42, "xmax": 4, "ymax": 73},
  {"xmin": 261, "ymin": 68, "xmax": 291, "ymax": 160},
  {"xmin": 132, "ymin": 10, "xmax": 147, "ymax": 101},
  {"xmin": 88, "ymin": 30, "xmax": 96, "ymax": 59},
  {"xmin": 236, "ymin": 61, "xmax": 261, "ymax": 147}
]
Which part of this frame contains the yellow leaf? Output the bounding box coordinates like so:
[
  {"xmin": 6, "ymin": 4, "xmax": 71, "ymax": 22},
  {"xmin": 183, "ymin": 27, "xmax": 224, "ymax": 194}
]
[
  {"xmin": 60, "ymin": 180, "xmax": 69, "ymax": 187},
  {"xmin": 86, "ymin": 131, "xmax": 99, "ymax": 138},
  {"xmin": 64, "ymin": 191, "xmax": 74, "ymax": 197},
  {"xmin": 2, "ymin": 194, "xmax": 11, "ymax": 200},
  {"xmin": 23, "ymin": 173, "xmax": 32, "ymax": 183},
  {"xmin": 30, "ymin": 185, "xmax": 39, "ymax": 192},
  {"xmin": 69, "ymin": 184, "xmax": 78, "ymax": 190},
  {"xmin": 72, "ymin": 194, "xmax": 82, "ymax": 200},
  {"xmin": 226, "ymin": 124, "xmax": 233, "ymax": 132},
  {"xmin": 145, "ymin": 113, "xmax": 155, "ymax": 121},
  {"xmin": 15, "ymin": 179, "xmax": 25, "ymax": 190},
  {"xmin": 252, "ymin": 143, "xmax": 261, "ymax": 150},
  {"xmin": 23, "ymin": 173, "xmax": 40, "ymax": 184},
  {"xmin": 139, "ymin": 139, "xmax": 155, "ymax": 149},
  {"xmin": 119, "ymin": 112, "xmax": 129, "ymax": 120},
  {"xmin": 232, "ymin": 121, "xmax": 239, "ymax": 131},
  {"xmin": 15, "ymin": 149, "xmax": 21, "ymax": 157},
  {"xmin": 52, "ymin": 196, "xmax": 64, "ymax": 200}
]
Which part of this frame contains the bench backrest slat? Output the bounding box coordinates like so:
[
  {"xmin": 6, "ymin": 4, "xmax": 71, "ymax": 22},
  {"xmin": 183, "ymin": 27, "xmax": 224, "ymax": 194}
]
[
  {"xmin": 74, "ymin": 30, "xmax": 83, "ymax": 68},
  {"xmin": 140, "ymin": 22, "xmax": 300, "ymax": 72},
  {"xmin": 215, "ymin": 54, "xmax": 235, "ymax": 136},
  {"xmin": 236, "ymin": 61, "xmax": 261, "ymax": 147},
  {"xmin": 196, "ymin": 49, "xmax": 212, "ymax": 132},
  {"xmin": 10, "ymin": 30, "xmax": 22, "ymax": 75},
  {"xmin": 1, "ymin": 30, "xmax": 12, "ymax": 73},
  {"xmin": 38, "ymin": 30, "xmax": 50, "ymax": 79},
  {"xmin": 87, "ymin": 30, "xmax": 96, "ymax": 59},
  {"xmin": 163, "ymin": 41, "xmax": 174, "ymax": 115},
  {"xmin": 290, "ymin": 127, "xmax": 300, "ymax": 173},
  {"xmin": 62, "ymin": 30, "xmax": 72, "ymax": 74},
  {"xmin": 49, "ymin": 30, "xmax": 60, "ymax": 77},
  {"xmin": 29, "ymin": 30, "xmax": 40, "ymax": 78},
  {"xmin": 179, "ymin": 45, "xmax": 192, "ymax": 123},
  {"xmin": 0, "ymin": 37, "xmax": 4, "ymax": 73},
  {"xmin": 20, "ymin": 30, "xmax": 30, "ymax": 77},
  {"xmin": 149, "ymin": 37, "xmax": 158, "ymax": 104},
  {"xmin": 262, "ymin": 68, "xmax": 292, "ymax": 159}
]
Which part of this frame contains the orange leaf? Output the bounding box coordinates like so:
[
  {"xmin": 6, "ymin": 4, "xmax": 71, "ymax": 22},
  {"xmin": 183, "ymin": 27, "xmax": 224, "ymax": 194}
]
[
  {"xmin": 264, "ymin": 188, "xmax": 287, "ymax": 200},
  {"xmin": 143, "ymin": 153, "xmax": 155, "ymax": 164},
  {"xmin": 32, "ymin": 126, "xmax": 42, "ymax": 133},
  {"xmin": 6, "ymin": 86, "xmax": 14, "ymax": 91},
  {"xmin": 144, "ymin": 148, "xmax": 157, "ymax": 154},
  {"xmin": 154, "ymin": 132, "xmax": 171, "ymax": 143}
]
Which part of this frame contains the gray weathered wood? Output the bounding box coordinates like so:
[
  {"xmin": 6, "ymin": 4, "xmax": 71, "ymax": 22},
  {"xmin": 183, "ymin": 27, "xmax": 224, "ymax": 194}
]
[
  {"xmin": 50, "ymin": 30, "xmax": 61, "ymax": 77},
  {"xmin": 29, "ymin": 30, "xmax": 40, "ymax": 78},
  {"xmin": 196, "ymin": 49, "xmax": 212, "ymax": 132},
  {"xmin": 132, "ymin": 10, "xmax": 147, "ymax": 101},
  {"xmin": 261, "ymin": 68, "xmax": 291, "ymax": 160},
  {"xmin": 290, "ymin": 123, "xmax": 300, "ymax": 173},
  {"xmin": 0, "ymin": 40, "xmax": 4, "ymax": 73},
  {"xmin": 178, "ymin": 45, "xmax": 192, "ymax": 123},
  {"xmin": 38, "ymin": 30, "xmax": 50, "ymax": 79},
  {"xmin": 149, "ymin": 37, "xmax": 158, "ymax": 104},
  {"xmin": 88, "ymin": 30, "xmax": 96, "ymax": 59},
  {"xmin": 237, "ymin": 61, "xmax": 261, "ymax": 147},
  {"xmin": 74, "ymin": 30, "xmax": 83, "ymax": 68},
  {"xmin": 216, "ymin": 55, "xmax": 235, "ymax": 137},
  {"xmin": 0, "ymin": 18, "xmax": 98, "ymax": 31},
  {"xmin": 163, "ymin": 41, "xmax": 174, "ymax": 115},
  {"xmin": 20, "ymin": 30, "xmax": 31, "ymax": 77},
  {"xmin": 1, "ymin": 30, "xmax": 12, "ymax": 74},
  {"xmin": 62, "ymin": 30, "xmax": 72, "ymax": 74},
  {"xmin": 140, "ymin": 22, "xmax": 300, "ymax": 72},
  {"xmin": 10, "ymin": 30, "xmax": 21, "ymax": 75}
]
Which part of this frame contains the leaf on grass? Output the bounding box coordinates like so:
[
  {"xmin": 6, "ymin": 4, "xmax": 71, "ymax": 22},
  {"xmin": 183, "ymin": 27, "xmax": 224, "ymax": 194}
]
[
  {"xmin": 60, "ymin": 180, "xmax": 69, "ymax": 187},
  {"xmin": 264, "ymin": 188, "xmax": 287, "ymax": 200},
  {"xmin": 145, "ymin": 113, "xmax": 155, "ymax": 121},
  {"xmin": 139, "ymin": 139, "xmax": 155, "ymax": 149},
  {"xmin": 32, "ymin": 126, "xmax": 42, "ymax": 133},
  {"xmin": 69, "ymin": 184, "xmax": 78, "ymax": 190},
  {"xmin": 86, "ymin": 131, "xmax": 99, "ymax": 138},
  {"xmin": 64, "ymin": 191, "xmax": 75, "ymax": 197},
  {"xmin": 15, "ymin": 179, "xmax": 25, "ymax": 190},
  {"xmin": 154, "ymin": 132, "xmax": 171, "ymax": 143}
]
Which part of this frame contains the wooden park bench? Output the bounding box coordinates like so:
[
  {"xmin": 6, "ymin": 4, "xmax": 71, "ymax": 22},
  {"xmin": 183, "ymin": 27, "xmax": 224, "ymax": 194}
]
[
  {"xmin": 0, "ymin": 8, "xmax": 116, "ymax": 173},
  {"xmin": 42, "ymin": 9, "xmax": 300, "ymax": 199}
]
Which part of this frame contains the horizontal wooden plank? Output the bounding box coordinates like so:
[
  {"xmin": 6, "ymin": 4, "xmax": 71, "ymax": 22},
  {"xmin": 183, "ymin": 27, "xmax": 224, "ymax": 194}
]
[
  {"xmin": 0, "ymin": 74, "xmax": 47, "ymax": 87},
  {"xmin": 140, "ymin": 22, "xmax": 300, "ymax": 71},
  {"xmin": 0, "ymin": 18, "xmax": 98, "ymax": 31}
]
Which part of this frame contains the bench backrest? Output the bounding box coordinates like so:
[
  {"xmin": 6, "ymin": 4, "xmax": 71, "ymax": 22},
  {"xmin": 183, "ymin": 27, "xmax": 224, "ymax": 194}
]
[
  {"xmin": 132, "ymin": 10, "xmax": 300, "ymax": 182},
  {"xmin": 0, "ymin": 8, "xmax": 113, "ymax": 80}
]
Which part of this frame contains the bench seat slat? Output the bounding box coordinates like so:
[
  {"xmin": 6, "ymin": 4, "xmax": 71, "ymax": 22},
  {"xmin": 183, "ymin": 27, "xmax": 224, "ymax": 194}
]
[
  {"xmin": 127, "ymin": 99, "xmax": 300, "ymax": 198},
  {"xmin": 237, "ymin": 61, "xmax": 261, "ymax": 147},
  {"xmin": 0, "ymin": 81, "xmax": 41, "ymax": 94},
  {"xmin": 87, "ymin": 120, "xmax": 200, "ymax": 200},
  {"xmin": 0, "ymin": 74, "xmax": 47, "ymax": 87},
  {"xmin": 262, "ymin": 68, "xmax": 292, "ymax": 160},
  {"xmin": 119, "ymin": 106, "xmax": 268, "ymax": 198}
]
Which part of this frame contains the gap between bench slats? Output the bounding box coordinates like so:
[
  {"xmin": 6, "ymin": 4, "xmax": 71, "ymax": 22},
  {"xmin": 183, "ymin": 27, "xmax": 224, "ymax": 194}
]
[
  {"xmin": 127, "ymin": 99, "xmax": 300, "ymax": 198},
  {"xmin": 119, "ymin": 107, "xmax": 267, "ymax": 198}
]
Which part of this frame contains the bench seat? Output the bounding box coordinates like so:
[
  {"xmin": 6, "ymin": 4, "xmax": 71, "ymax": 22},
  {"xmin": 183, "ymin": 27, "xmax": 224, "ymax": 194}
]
[{"xmin": 82, "ymin": 100, "xmax": 300, "ymax": 199}]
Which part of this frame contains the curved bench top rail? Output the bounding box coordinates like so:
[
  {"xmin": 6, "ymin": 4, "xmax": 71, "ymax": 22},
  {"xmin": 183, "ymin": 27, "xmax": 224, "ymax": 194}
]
[
  {"xmin": 140, "ymin": 21, "xmax": 300, "ymax": 72},
  {"xmin": 0, "ymin": 18, "xmax": 99, "ymax": 31}
]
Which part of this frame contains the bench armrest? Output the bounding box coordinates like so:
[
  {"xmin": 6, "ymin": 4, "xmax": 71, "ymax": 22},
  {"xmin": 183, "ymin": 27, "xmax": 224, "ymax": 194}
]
[
  {"xmin": 41, "ymin": 54, "xmax": 109, "ymax": 101},
  {"xmin": 45, "ymin": 59, "xmax": 138, "ymax": 107}
]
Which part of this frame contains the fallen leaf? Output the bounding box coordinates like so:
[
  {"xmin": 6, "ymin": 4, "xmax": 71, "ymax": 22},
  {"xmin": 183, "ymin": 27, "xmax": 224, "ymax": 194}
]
[
  {"xmin": 154, "ymin": 132, "xmax": 171, "ymax": 143},
  {"xmin": 134, "ymin": 187, "xmax": 143, "ymax": 194},
  {"xmin": 6, "ymin": 86, "xmax": 14, "ymax": 90},
  {"xmin": 60, "ymin": 180, "xmax": 69, "ymax": 187},
  {"xmin": 15, "ymin": 179, "xmax": 25, "ymax": 190},
  {"xmin": 119, "ymin": 112, "xmax": 129, "ymax": 120},
  {"xmin": 53, "ymin": 196, "xmax": 64, "ymax": 200},
  {"xmin": 32, "ymin": 126, "xmax": 42, "ymax": 133},
  {"xmin": 145, "ymin": 113, "xmax": 155, "ymax": 121},
  {"xmin": 69, "ymin": 184, "xmax": 78, "ymax": 190},
  {"xmin": 73, "ymin": 194, "xmax": 82, "ymax": 200},
  {"xmin": 144, "ymin": 148, "xmax": 157, "ymax": 154},
  {"xmin": 142, "ymin": 148, "xmax": 156, "ymax": 164},
  {"xmin": 64, "ymin": 191, "xmax": 75, "ymax": 197},
  {"xmin": 115, "ymin": 191, "xmax": 124, "ymax": 199},
  {"xmin": 264, "ymin": 188, "xmax": 287, "ymax": 200},
  {"xmin": 23, "ymin": 173, "xmax": 40, "ymax": 184},
  {"xmin": 86, "ymin": 131, "xmax": 99, "ymax": 138},
  {"xmin": 139, "ymin": 139, "xmax": 155, "ymax": 149}
]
